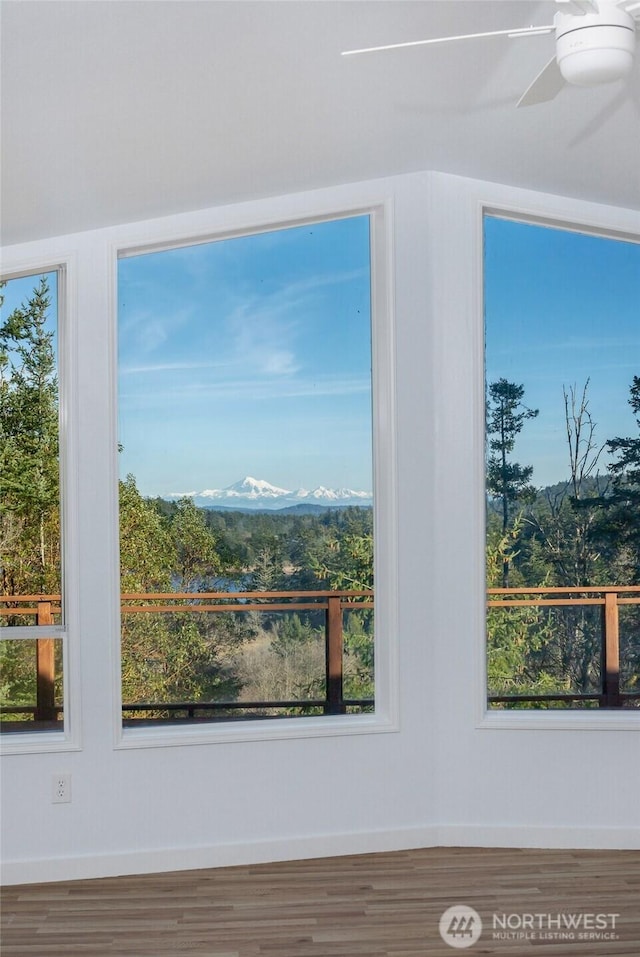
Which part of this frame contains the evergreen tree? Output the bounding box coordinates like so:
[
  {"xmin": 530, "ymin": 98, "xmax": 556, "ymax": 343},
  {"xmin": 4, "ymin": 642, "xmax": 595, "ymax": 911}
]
[
  {"xmin": 1, "ymin": 278, "xmax": 61, "ymax": 718},
  {"xmin": 310, "ymin": 530, "xmax": 373, "ymax": 591},
  {"xmin": 486, "ymin": 378, "xmax": 538, "ymax": 586},
  {"xmin": 604, "ymin": 376, "xmax": 640, "ymax": 582},
  {"xmin": 1, "ymin": 277, "xmax": 60, "ymax": 596}
]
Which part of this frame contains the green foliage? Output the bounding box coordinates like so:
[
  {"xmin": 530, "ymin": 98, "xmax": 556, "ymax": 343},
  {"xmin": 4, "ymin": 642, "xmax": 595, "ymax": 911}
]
[
  {"xmin": 310, "ymin": 531, "xmax": 373, "ymax": 591},
  {"xmin": 247, "ymin": 543, "xmax": 287, "ymax": 592},
  {"xmin": 343, "ymin": 610, "xmax": 374, "ymax": 700},
  {"xmin": 1, "ymin": 277, "xmax": 60, "ymax": 596},
  {"xmin": 486, "ymin": 376, "xmax": 640, "ymax": 706},
  {"xmin": 486, "ymin": 379, "xmax": 539, "ymax": 523},
  {"xmin": 487, "ymin": 520, "xmax": 556, "ymax": 699},
  {"xmin": 118, "ymin": 481, "xmax": 247, "ymax": 704},
  {"xmin": 608, "ymin": 376, "xmax": 640, "ymax": 491},
  {"xmin": 169, "ymin": 497, "xmax": 221, "ymax": 590},
  {"xmin": 120, "ymin": 612, "xmax": 242, "ymax": 705},
  {"xmin": 601, "ymin": 375, "xmax": 640, "ymax": 582},
  {"xmin": 0, "ymin": 640, "xmax": 36, "ymax": 712},
  {"xmin": 486, "ymin": 379, "xmax": 538, "ymax": 587},
  {"xmin": 118, "ymin": 494, "xmax": 376, "ymax": 710},
  {"xmin": 1, "ymin": 279, "xmax": 62, "ymax": 717},
  {"xmin": 521, "ymin": 382, "xmax": 609, "ymax": 589},
  {"xmin": 119, "ymin": 474, "xmax": 173, "ymax": 593}
]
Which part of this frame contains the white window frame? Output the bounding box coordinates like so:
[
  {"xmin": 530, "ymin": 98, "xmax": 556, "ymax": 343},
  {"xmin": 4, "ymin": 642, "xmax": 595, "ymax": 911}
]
[
  {"xmin": 0, "ymin": 257, "xmax": 82, "ymax": 755},
  {"xmin": 111, "ymin": 201, "xmax": 400, "ymax": 749},
  {"xmin": 477, "ymin": 202, "xmax": 640, "ymax": 732}
]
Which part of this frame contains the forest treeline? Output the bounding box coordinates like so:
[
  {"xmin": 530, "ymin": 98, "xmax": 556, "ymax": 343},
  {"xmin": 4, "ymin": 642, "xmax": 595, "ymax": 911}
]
[
  {"xmin": 1, "ymin": 277, "xmax": 638, "ymax": 717},
  {"xmin": 149, "ymin": 493, "xmax": 373, "ymax": 592},
  {"xmin": 486, "ymin": 378, "xmax": 640, "ymax": 704},
  {"xmin": 120, "ymin": 481, "xmax": 374, "ymax": 709}
]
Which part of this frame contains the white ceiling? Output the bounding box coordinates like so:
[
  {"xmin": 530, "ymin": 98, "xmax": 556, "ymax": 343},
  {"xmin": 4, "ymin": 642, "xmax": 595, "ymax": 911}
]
[{"xmin": 2, "ymin": 0, "xmax": 639, "ymax": 246}]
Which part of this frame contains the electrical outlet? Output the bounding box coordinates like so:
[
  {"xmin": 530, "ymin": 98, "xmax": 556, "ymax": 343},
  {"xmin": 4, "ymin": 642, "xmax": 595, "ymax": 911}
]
[{"xmin": 52, "ymin": 773, "xmax": 71, "ymax": 804}]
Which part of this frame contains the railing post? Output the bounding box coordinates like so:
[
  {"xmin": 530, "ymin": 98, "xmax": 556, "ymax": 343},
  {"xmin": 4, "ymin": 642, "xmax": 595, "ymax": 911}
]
[
  {"xmin": 601, "ymin": 592, "xmax": 622, "ymax": 708},
  {"xmin": 324, "ymin": 596, "xmax": 345, "ymax": 715},
  {"xmin": 35, "ymin": 601, "xmax": 56, "ymax": 722}
]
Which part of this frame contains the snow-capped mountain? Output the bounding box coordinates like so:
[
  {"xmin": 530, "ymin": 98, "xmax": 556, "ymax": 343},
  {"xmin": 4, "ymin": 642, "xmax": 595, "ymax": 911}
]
[
  {"xmin": 167, "ymin": 476, "xmax": 372, "ymax": 510},
  {"xmin": 204, "ymin": 476, "xmax": 291, "ymax": 500}
]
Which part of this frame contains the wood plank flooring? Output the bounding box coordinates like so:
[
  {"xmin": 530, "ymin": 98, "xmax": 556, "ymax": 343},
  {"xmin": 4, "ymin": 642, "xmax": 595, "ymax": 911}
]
[{"xmin": 2, "ymin": 847, "xmax": 640, "ymax": 956}]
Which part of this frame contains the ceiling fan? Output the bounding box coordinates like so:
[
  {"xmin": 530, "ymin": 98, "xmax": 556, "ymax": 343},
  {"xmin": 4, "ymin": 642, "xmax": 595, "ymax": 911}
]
[{"xmin": 342, "ymin": 0, "xmax": 640, "ymax": 107}]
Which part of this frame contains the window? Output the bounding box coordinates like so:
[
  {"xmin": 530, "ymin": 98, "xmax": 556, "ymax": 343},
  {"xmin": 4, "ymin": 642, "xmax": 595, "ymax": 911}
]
[
  {"xmin": 484, "ymin": 214, "xmax": 640, "ymax": 710},
  {"xmin": 117, "ymin": 214, "xmax": 383, "ymax": 730},
  {"xmin": 0, "ymin": 270, "xmax": 65, "ymax": 733}
]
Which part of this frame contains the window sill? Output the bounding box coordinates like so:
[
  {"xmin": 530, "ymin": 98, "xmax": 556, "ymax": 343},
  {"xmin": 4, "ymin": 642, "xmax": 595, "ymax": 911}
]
[
  {"xmin": 0, "ymin": 729, "xmax": 81, "ymax": 755},
  {"xmin": 115, "ymin": 709, "xmax": 398, "ymax": 750},
  {"xmin": 478, "ymin": 708, "xmax": 640, "ymax": 732}
]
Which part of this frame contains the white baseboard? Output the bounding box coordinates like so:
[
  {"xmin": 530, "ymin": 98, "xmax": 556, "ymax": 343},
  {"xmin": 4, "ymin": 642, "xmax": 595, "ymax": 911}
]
[
  {"xmin": 3, "ymin": 823, "xmax": 638, "ymax": 886},
  {"xmin": 0, "ymin": 825, "xmax": 438, "ymax": 886},
  {"xmin": 435, "ymin": 824, "xmax": 640, "ymax": 851}
]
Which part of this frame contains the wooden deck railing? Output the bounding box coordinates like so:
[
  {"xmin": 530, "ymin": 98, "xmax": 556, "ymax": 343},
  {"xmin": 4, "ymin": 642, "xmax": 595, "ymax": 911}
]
[
  {"xmin": 487, "ymin": 585, "xmax": 640, "ymax": 708},
  {"xmin": 2, "ymin": 586, "xmax": 639, "ymax": 724},
  {"xmin": 0, "ymin": 590, "xmax": 374, "ymax": 724},
  {"xmin": 0, "ymin": 595, "xmax": 63, "ymax": 722}
]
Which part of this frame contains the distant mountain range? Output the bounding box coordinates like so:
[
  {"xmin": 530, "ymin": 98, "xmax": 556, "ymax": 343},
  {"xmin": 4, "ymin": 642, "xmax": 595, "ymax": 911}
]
[{"xmin": 166, "ymin": 476, "xmax": 373, "ymax": 511}]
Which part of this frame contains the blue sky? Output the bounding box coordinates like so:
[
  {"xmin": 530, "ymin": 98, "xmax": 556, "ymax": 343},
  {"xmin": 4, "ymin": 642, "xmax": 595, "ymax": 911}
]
[
  {"xmin": 3, "ymin": 219, "xmax": 637, "ymax": 499},
  {"xmin": 118, "ymin": 216, "xmax": 373, "ymax": 496},
  {"xmin": 484, "ymin": 216, "xmax": 640, "ymax": 488}
]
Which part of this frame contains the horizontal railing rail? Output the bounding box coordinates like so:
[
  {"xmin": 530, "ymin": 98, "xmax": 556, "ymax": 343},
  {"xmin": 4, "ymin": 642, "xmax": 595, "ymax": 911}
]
[
  {"xmin": 0, "ymin": 598, "xmax": 60, "ymax": 722},
  {"xmin": 1, "ymin": 590, "xmax": 374, "ymax": 725},
  {"xmin": 3, "ymin": 586, "xmax": 639, "ymax": 722},
  {"xmin": 487, "ymin": 586, "xmax": 640, "ymax": 709}
]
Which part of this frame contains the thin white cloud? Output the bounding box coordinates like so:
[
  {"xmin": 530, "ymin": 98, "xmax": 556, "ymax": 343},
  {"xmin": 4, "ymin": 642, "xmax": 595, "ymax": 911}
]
[
  {"xmin": 490, "ymin": 335, "xmax": 640, "ymax": 357},
  {"xmin": 119, "ymin": 373, "xmax": 371, "ymax": 404},
  {"xmin": 119, "ymin": 306, "xmax": 195, "ymax": 355},
  {"xmin": 120, "ymin": 360, "xmax": 232, "ymax": 376},
  {"xmin": 226, "ymin": 299, "xmax": 301, "ymax": 377},
  {"xmin": 278, "ymin": 268, "xmax": 369, "ymax": 299},
  {"xmin": 261, "ymin": 350, "xmax": 299, "ymax": 376},
  {"xmin": 220, "ymin": 266, "xmax": 369, "ymax": 378}
]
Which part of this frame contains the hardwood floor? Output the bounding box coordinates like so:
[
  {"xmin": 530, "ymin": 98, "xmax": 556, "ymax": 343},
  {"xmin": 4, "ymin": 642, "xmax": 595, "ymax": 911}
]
[{"xmin": 2, "ymin": 847, "xmax": 640, "ymax": 956}]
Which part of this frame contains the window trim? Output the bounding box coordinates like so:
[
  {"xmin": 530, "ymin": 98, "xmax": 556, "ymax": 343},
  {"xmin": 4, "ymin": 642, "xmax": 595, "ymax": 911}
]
[
  {"xmin": 477, "ymin": 201, "xmax": 640, "ymax": 732},
  {"xmin": 110, "ymin": 200, "xmax": 400, "ymax": 749},
  {"xmin": 0, "ymin": 257, "xmax": 82, "ymax": 755}
]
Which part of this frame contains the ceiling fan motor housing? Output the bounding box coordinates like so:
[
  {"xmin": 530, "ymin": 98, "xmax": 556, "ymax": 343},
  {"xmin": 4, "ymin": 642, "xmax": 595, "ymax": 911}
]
[{"xmin": 556, "ymin": 5, "xmax": 636, "ymax": 86}]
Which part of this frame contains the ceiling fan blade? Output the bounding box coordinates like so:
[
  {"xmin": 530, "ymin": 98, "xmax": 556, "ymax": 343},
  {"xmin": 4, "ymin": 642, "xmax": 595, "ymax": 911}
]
[
  {"xmin": 341, "ymin": 25, "xmax": 553, "ymax": 57},
  {"xmin": 517, "ymin": 56, "xmax": 566, "ymax": 107}
]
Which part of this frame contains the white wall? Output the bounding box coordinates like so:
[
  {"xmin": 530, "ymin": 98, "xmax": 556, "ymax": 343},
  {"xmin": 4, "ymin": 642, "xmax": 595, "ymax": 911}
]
[{"xmin": 1, "ymin": 171, "xmax": 638, "ymax": 885}]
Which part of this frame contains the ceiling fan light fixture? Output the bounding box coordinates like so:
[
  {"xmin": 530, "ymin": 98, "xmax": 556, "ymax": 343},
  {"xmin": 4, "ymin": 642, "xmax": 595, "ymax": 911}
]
[
  {"xmin": 556, "ymin": 8, "xmax": 636, "ymax": 86},
  {"xmin": 559, "ymin": 44, "xmax": 634, "ymax": 84}
]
